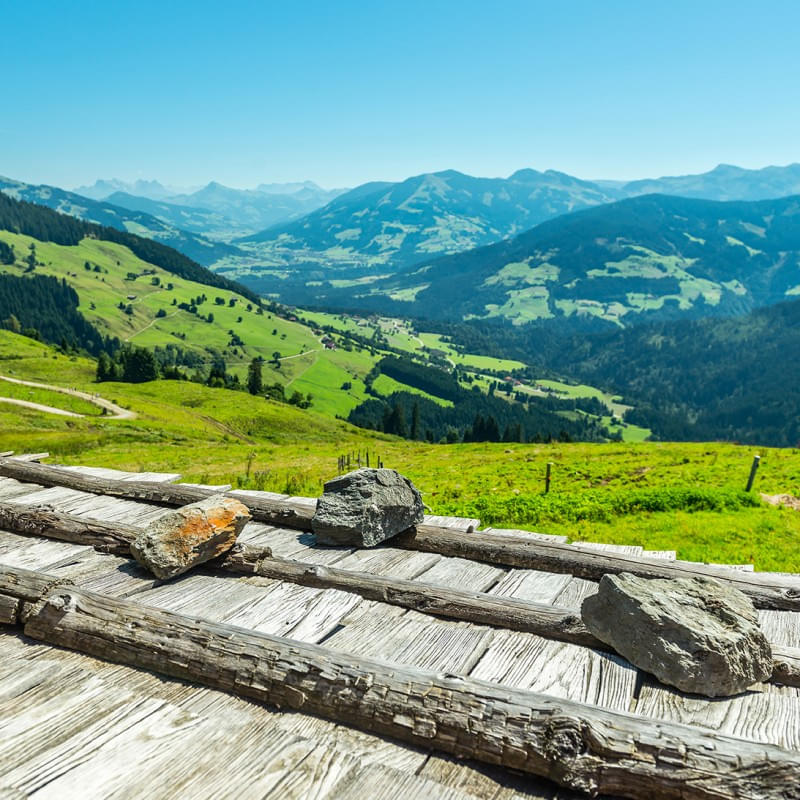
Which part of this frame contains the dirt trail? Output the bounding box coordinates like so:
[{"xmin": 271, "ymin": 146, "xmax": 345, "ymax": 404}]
[
  {"xmin": 0, "ymin": 375, "xmax": 136, "ymax": 420},
  {"xmin": 0, "ymin": 397, "xmax": 83, "ymax": 417}
]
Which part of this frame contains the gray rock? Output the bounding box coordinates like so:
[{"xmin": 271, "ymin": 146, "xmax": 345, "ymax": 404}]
[
  {"xmin": 131, "ymin": 495, "xmax": 251, "ymax": 579},
  {"xmin": 312, "ymin": 468, "xmax": 424, "ymax": 547},
  {"xmin": 581, "ymin": 573, "xmax": 772, "ymax": 697}
]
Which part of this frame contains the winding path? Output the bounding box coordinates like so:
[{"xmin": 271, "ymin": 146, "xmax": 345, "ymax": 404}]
[{"xmin": 0, "ymin": 375, "xmax": 136, "ymax": 420}]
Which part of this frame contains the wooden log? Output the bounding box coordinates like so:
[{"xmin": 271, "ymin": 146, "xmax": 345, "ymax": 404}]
[
  {"xmin": 0, "ymin": 593, "xmax": 20, "ymax": 624},
  {"xmin": 6, "ymin": 458, "xmax": 800, "ymax": 612},
  {"xmin": 2, "ymin": 506, "xmax": 800, "ymax": 689},
  {"xmin": 0, "ymin": 563, "xmax": 72, "ymax": 623},
  {"xmin": 0, "ymin": 457, "xmax": 314, "ymax": 530},
  {"xmin": 0, "ymin": 503, "xmax": 138, "ymax": 556},
  {"xmin": 401, "ymin": 526, "xmax": 800, "ymax": 612},
  {"xmin": 19, "ymin": 582, "xmax": 800, "ymax": 800}
]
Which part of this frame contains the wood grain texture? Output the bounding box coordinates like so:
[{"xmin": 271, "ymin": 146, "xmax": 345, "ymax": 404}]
[
  {"xmin": 222, "ymin": 547, "xmax": 600, "ymax": 647},
  {"xmin": 19, "ymin": 583, "xmax": 800, "ymax": 800},
  {"xmin": 4, "ymin": 504, "xmax": 800, "ymax": 689},
  {"xmin": 0, "ymin": 458, "xmax": 314, "ymax": 530},
  {"xmin": 394, "ymin": 526, "xmax": 800, "ymax": 611}
]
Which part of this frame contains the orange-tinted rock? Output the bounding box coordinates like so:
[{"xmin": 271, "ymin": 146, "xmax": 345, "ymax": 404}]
[{"xmin": 131, "ymin": 495, "xmax": 251, "ymax": 579}]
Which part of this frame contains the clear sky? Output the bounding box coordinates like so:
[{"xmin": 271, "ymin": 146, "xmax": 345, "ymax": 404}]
[{"xmin": 3, "ymin": 0, "xmax": 799, "ymax": 190}]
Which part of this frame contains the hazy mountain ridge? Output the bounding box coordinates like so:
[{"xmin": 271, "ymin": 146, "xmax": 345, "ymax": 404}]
[
  {"xmin": 76, "ymin": 179, "xmax": 348, "ymax": 237},
  {"xmin": 619, "ymin": 162, "xmax": 800, "ymax": 201},
  {"xmin": 237, "ymin": 168, "xmax": 617, "ymax": 270},
  {"xmin": 0, "ymin": 177, "xmax": 239, "ymax": 266}
]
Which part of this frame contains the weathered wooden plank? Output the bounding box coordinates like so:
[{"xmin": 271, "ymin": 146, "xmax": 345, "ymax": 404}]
[
  {"xmin": 572, "ymin": 542, "xmax": 644, "ymax": 556},
  {"xmin": 18, "ymin": 582, "xmax": 800, "ymax": 799},
  {"xmin": 759, "ymin": 610, "xmax": 800, "ymax": 649},
  {"xmin": 413, "ymin": 557, "xmax": 504, "ymax": 592},
  {"xmin": 324, "ymin": 614, "xmax": 494, "ymax": 674},
  {"xmin": 470, "ymin": 631, "xmax": 636, "ymax": 712},
  {"xmin": 134, "ymin": 573, "xmax": 275, "ymax": 622},
  {"xmin": 552, "ymin": 577, "xmax": 598, "ymax": 612},
  {"xmin": 238, "ymin": 523, "xmax": 351, "ymax": 565},
  {"xmin": 0, "ymin": 539, "xmax": 93, "ymax": 573},
  {"xmin": 328, "ymin": 762, "xmax": 482, "ymax": 800},
  {"xmin": 10, "ymin": 452, "xmax": 49, "ymax": 462},
  {"xmin": 330, "ymin": 548, "xmax": 441, "ymax": 580},
  {"xmin": 482, "ymin": 527, "xmax": 568, "ymax": 544},
  {"xmin": 635, "ymin": 680, "xmax": 800, "ymax": 750},
  {"xmin": 488, "ymin": 569, "xmax": 571, "ymax": 605},
  {"xmin": 424, "ymin": 515, "xmax": 480, "ymax": 533},
  {"xmin": 393, "ymin": 526, "xmax": 800, "ymax": 611},
  {"xmin": 0, "ymin": 477, "xmax": 42, "ymax": 502},
  {"xmin": 0, "ymin": 458, "xmax": 314, "ymax": 530},
  {"xmin": 641, "ymin": 549, "xmax": 677, "ymax": 560}
]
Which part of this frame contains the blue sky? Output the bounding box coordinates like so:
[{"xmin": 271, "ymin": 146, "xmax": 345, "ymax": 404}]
[{"xmin": 3, "ymin": 0, "xmax": 799, "ymax": 189}]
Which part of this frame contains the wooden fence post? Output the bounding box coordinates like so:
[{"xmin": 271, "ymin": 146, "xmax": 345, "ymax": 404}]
[
  {"xmin": 545, "ymin": 462, "xmax": 553, "ymax": 494},
  {"xmin": 746, "ymin": 455, "xmax": 761, "ymax": 492}
]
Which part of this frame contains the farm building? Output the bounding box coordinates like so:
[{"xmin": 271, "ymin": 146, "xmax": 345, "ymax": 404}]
[{"xmin": 0, "ymin": 454, "xmax": 798, "ymax": 799}]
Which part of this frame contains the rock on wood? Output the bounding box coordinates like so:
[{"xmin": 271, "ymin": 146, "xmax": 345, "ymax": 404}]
[
  {"xmin": 312, "ymin": 468, "xmax": 424, "ymax": 547},
  {"xmin": 130, "ymin": 495, "xmax": 250, "ymax": 579},
  {"xmin": 581, "ymin": 573, "xmax": 773, "ymax": 697}
]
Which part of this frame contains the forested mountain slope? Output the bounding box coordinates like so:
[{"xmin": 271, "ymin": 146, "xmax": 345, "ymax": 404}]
[
  {"xmin": 549, "ymin": 298, "xmax": 800, "ymax": 446},
  {"xmin": 311, "ymin": 193, "xmax": 800, "ymax": 326}
]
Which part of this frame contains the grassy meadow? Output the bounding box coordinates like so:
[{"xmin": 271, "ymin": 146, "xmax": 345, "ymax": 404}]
[{"xmin": 1, "ymin": 330, "xmax": 799, "ymax": 572}]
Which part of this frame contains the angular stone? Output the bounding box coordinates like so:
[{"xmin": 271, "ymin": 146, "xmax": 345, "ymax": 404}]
[
  {"xmin": 131, "ymin": 495, "xmax": 251, "ymax": 579},
  {"xmin": 312, "ymin": 468, "xmax": 424, "ymax": 547},
  {"xmin": 581, "ymin": 572, "xmax": 772, "ymax": 697}
]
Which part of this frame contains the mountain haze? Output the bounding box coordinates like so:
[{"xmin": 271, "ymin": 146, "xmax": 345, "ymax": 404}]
[{"xmin": 0, "ymin": 177, "xmax": 239, "ymax": 266}]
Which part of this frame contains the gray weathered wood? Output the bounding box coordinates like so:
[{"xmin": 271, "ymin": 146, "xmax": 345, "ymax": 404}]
[
  {"xmin": 3, "ymin": 507, "xmax": 800, "ymax": 688},
  {"xmin": 395, "ymin": 526, "xmax": 800, "ymax": 611},
  {"xmin": 0, "ymin": 502, "xmax": 137, "ymax": 555},
  {"xmin": 7, "ymin": 459, "xmax": 800, "ymax": 615},
  {"xmin": 222, "ymin": 545, "xmax": 598, "ymax": 646},
  {"xmin": 0, "ymin": 458, "xmax": 313, "ymax": 530},
  {"xmin": 17, "ymin": 580, "xmax": 800, "ymax": 800}
]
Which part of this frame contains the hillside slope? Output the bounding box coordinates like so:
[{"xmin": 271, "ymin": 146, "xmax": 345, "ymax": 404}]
[
  {"xmin": 308, "ymin": 193, "xmax": 800, "ymax": 325},
  {"xmin": 0, "ymin": 192, "xmax": 259, "ymax": 304},
  {"xmin": 0, "ymin": 176, "xmax": 239, "ymax": 266}
]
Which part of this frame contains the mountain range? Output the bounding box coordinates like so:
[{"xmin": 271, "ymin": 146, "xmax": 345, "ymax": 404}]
[
  {"xmin": 227, "ymin": 163, "xmax": 800, "ymax": 309},
  {"xmin": 262, "ymin": 193, "xmax": 800, "ymax": 327},
  {"xmin": 13, "ymin": 162, "xmax": 800, "ymax": 329},
  {"xmin": 237, "ymin": 168, "xmax": 617, "ymax": 269},
  {"xmin": 0, "ymin": 177, "xmax": 238, "ymax": 266},
  {"xmin": 77, "ymin": 178, "xmax": 347, "ymax": 237}
]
